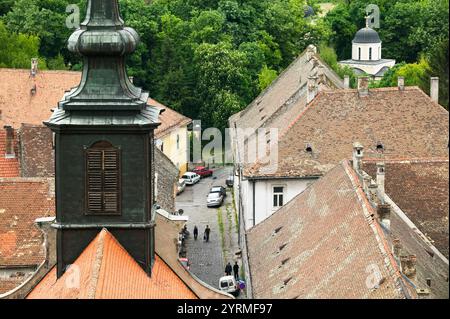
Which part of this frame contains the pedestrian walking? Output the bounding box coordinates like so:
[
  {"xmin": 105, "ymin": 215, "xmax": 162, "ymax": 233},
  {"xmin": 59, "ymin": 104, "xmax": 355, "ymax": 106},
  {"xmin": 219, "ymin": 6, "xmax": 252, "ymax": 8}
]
[
  {"xmin": 193, "ymin": 226, "xmax": 198, "ymax": 240},
  {"xmin": 225, "ymin": 262, "xmax": 232, "ymax": 276},
  {"xmin": 233, "ymin": 261, "xmax": 240, "ymax": 280},
  {"xmin": 204, "ymin": 225, "xmax": 211, "ymax": 242}
]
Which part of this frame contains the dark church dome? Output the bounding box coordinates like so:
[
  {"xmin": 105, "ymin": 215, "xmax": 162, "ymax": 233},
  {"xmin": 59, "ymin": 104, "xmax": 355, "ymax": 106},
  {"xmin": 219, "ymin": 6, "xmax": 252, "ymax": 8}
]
[
  {"xmin": 353, "ymin": 27, "xmax": 381, "ymax": 44},
  {"xmin": 304, "ymin": 5, "xmax": 315, "ymax": 18}
]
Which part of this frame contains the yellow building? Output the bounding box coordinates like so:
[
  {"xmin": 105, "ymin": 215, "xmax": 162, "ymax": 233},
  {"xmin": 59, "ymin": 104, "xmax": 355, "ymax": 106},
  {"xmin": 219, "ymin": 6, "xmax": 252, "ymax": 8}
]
[{"xmin": 151, "ymin": 98, "xmax": 192, "ymax": 176}]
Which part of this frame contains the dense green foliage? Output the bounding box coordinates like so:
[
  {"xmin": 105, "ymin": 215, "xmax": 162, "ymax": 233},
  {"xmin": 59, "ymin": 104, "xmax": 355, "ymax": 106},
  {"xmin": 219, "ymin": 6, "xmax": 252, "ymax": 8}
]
[{"xmin": 0, "ymin": 0, "xmax": 448, "ymax": 125}]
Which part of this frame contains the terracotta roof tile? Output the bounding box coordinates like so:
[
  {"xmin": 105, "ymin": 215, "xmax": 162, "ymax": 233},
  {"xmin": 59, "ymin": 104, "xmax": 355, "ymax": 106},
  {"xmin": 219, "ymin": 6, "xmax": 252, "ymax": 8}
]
[
  {"xmin": 0, "ymin": 130, "xmax": 19, "ymax": 178},
  {"xmin": 0, "ymin": 69, "xmax": 81, "ymax": 128},
  {"xmin": 27, "ymin": 229, "xmax": 198, "ymax": 299},
  {"xmin": 0, "ymin": 69, "xmax": 191, "ymax": 139},
  {"xmin": 0, "ymin": 178, "xmax": 54, "ymax": 267},
  {"xmin": 229, "ymin": 47, "xmax": 344, "ymax": 132},
  {"xmin": 150, "ymin": 98, "xmax": 192, "ymax": 139},
  {"xmin": 363, "ymin": 158, "xmax": 449, "ymax": 258},
  {"xmin": 247, "ymin": 161, "xmax": 405, "ymax": 299},
  {"xmin": 245, "ymin": 87, "xmax": 449, "ymax": 178}
]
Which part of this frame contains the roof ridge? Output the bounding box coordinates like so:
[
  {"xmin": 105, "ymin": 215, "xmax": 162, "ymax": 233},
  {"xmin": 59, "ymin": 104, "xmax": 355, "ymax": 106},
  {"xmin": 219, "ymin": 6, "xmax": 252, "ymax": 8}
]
[
  {"xmin": 362, "ymin": 157, "xmax": 449, "ymax": 163},
  {"xmin": 86, "ymin": 229, "xmax": 107, "ymax": 299},
  {"xmin": 342, "ymin": 160, "xmax": 412, "ymax": 298}
]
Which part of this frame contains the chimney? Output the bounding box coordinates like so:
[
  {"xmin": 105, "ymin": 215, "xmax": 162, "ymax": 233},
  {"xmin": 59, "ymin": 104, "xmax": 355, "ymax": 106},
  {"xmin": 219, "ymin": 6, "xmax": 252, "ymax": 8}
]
[
  {"xmin": 31, "ymin": 58, "xmax": 38, "ymax": 77},
  {"xmin": 430, "ymin": 77, "xmax": 439, "ymax": 103},
  {"xmin": 376, "ymin": 162, "xmax": 385, "ymax": 197},
  {"xmin": 4, "ymin": 126, "xmax": 15, "ymax": 158},
  {"xmin": 357, "ymin": 76, "xmax": 369, "ymax": 97},
  {"xmin": 398, "ymin": 76, "xmax": 405, "ymax": 91},
  {"xmin": 368, "ymin": 180, "xmax": 378, "ymax": 203},
  {"xmin": 352, "ymin": 142, "xmax": 364, "ymax": 173},
  {"xmin": 363, "ymin": 173, "xmax": 372, "ymax": 193},
  {"xmin": 306, "ymin": 44, "xmax": 317, "ymax": 61},
  {"xmin": 307, "ymin": 75, "xmax": 318, "ymax": 103},
  {"xmin": 392, "ymin": 238, "xmax": 402, "ymax": 258},
  {"xmin": 400, "ymin": 255, "xmax": 417, "ymax": 279},
  {"xmin": 377, "ymin": 203, "xmax": 391, "ymax": 230},
  {"xmin": 35, "ymin": 217, "xmax": 57, "ymax": 268},
  {"xmin": 344, "ymin": 75, "xmax": 350, "ymax": 89}
]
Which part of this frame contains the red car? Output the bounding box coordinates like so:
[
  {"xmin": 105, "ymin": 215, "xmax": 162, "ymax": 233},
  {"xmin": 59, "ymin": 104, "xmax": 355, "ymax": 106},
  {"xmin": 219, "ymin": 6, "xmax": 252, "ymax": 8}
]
[{"xmin": 192, "ymin": 166, "xmax": 213, "ymax": 178}]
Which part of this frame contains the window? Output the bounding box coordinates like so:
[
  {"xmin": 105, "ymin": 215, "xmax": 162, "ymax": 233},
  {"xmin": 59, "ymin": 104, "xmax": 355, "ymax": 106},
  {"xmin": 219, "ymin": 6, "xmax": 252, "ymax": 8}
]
[
  {"xmin": 85, "ymin": 141, "xmax": 121, "ymax": 215},
  {"xmin": 176, "ymin": 134, "xmax": 180, "ymax": 150},
  {"xmin": 369, "ymin": 48, "xmax": 372, "ymax": 60},
  {"xmin": 273, "ymin": 186, "xmax": 284, "ymax": 208},
  {"xmin": 358, "ymin": 47, "xmax": 361, "ymax": 60}
]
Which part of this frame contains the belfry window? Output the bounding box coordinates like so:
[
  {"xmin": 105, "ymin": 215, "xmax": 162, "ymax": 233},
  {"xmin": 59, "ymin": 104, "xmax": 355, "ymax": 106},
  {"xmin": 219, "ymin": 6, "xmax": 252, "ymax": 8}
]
[{"xmin": 85, "ymin": 141, "xmax": 121, "ymax": 215}]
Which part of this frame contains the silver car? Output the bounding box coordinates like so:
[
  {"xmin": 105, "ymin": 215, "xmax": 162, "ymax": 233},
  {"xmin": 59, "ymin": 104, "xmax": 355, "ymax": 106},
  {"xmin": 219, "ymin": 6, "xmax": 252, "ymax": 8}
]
[{"xmin": 206, "ymin": 192, "xmax": 224, "ymax": 207}]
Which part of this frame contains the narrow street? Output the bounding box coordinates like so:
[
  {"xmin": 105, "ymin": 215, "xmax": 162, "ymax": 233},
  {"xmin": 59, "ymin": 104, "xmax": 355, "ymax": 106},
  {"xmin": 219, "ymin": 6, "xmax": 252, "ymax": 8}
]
[{"xmin": 175, "ymin": 166, "xmax": 242, "ymax": 295}]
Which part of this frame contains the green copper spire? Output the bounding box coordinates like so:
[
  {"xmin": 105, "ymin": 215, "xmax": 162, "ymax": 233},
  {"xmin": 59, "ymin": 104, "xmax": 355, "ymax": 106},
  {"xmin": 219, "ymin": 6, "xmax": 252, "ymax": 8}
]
[{"xmin": 60, "ymin": 0, "xmax": 147, "ymax": 111}]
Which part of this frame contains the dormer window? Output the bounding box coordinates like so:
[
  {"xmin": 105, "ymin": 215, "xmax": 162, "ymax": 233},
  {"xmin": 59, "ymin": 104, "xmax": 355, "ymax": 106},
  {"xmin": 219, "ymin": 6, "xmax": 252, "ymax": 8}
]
[
  {"xmin": 305, "ymin": 144, "xmax": 313, "ymax": 153},
  {"xmin": 376, "ymin": 143, "xmax": 384, "ymax": 152},
  {"xmin": 85, "ymin": 141, "xmax": 121, "ymax": 215}
]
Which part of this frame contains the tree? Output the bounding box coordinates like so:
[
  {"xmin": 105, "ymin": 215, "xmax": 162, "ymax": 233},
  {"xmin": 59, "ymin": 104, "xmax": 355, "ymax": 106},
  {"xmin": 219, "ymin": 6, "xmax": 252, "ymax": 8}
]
[
  {"xmin": 0, "ymin": 21, "xmax": 43, "ymax": 69},
  {"xmin": 258, "ymin": 65, "xmax": 278, "ymax": 91},
  {"xmin": 426, "ymin": 39, "xmax": 449, "ymax": 108}
]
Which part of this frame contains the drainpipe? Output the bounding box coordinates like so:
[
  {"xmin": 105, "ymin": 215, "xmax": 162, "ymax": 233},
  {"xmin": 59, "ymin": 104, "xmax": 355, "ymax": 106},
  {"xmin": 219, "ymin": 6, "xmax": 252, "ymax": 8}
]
[{"xmin": 252, "ymin": 180, "xmax": 256, "ymax": 227}]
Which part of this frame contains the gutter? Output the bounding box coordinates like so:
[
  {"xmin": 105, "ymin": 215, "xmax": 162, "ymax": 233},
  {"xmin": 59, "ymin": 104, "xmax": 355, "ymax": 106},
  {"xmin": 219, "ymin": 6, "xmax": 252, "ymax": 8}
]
[{"xmin": 252, "ymin": 180, "xmax": 256, "ymax": 227}]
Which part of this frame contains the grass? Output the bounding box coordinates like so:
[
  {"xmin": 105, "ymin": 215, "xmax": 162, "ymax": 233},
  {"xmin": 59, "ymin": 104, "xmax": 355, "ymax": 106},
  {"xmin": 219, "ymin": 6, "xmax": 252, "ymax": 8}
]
[
  {"xmin": 232, "ymin": 191, "xmax": 239, "ymax": 233},
  {"xmin": 217, "ymin": 207, "xmax": 226, "ymax": 256}
]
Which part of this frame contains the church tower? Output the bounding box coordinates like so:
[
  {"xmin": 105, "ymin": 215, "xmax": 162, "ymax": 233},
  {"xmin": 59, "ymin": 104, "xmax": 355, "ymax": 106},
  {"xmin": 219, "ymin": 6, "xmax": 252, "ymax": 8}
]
[
  {"xmin": 44, "ymin": 0, "xmax": 160, "ymax": 278},
  {"xmin": 339, "ymin": 16, "xmax": 396, "ymax": 80}
]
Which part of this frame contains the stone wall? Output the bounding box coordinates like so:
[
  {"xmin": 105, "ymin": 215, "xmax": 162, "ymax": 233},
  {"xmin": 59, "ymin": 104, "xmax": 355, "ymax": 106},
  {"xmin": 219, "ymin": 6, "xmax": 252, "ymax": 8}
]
[
  {"xmin": 155, "ymin": 148, "xmax": 178, "ymax": 212},
  {"xmin": 19, "ymin": 125, "xmax": 54, "ymax": 178}
]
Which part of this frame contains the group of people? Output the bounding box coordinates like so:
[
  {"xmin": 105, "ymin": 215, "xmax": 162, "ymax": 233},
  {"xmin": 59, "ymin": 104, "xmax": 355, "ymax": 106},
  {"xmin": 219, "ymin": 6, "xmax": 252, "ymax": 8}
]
[
  {"xmin": 225, "ymin": 261, "xmax": 240, "ymax": 280},
  {"xmin": 193, "ymin": 225, "xmax": 210, "ymax": 242}
]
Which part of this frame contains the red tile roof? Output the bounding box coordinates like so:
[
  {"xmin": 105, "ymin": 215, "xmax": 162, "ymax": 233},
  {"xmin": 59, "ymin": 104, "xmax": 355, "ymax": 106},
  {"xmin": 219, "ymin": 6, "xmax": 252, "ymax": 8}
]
[
  {"xmin": 0, "ymin": 178, "xmax": 55, "ymax": 267},
  {"xmin": 150, "ymin": 98, "xmax": 192, "ymax": 139},
  {"xmin": 27, "ymin": 229, "xmax": 198, "ymax": 299},
  {"xmin": 247, "ymin": 161, "xmax": 406, "ymax": 299},
  {"xmin": 0, "ymin": 69, "xmax": 81, "ymax": 128},
  {"xmin": 245, "ymin": 87, "xmax": 449, "ymax": 178},
  {"xmin": 363, "ymin": 158, "xmax": 449, "ymax": 259},
  {"xmin": 0, "ymin": 69, "xmax": 191, "ymax": 138},
  {"xmin": 0, "ymin": 129, "xmax": 19, "ymax": 177}
]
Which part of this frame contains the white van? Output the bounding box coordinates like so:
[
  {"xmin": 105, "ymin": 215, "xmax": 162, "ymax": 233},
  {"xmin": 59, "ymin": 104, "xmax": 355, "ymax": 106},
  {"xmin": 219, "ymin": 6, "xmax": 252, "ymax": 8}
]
[
  {"xmin": 181, "ymin": 172, "xmax": 200, "ymax": 185},
  {"xmin": 219, "ymin": 276, "xmax": 240, "ymax": 296}
]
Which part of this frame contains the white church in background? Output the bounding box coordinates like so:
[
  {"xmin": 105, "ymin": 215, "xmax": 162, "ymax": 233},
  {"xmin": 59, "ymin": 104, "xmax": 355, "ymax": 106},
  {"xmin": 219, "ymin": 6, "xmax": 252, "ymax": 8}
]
[{"xmin": 339, "ymin": 17, "xmax": 396, "ymax": 80}]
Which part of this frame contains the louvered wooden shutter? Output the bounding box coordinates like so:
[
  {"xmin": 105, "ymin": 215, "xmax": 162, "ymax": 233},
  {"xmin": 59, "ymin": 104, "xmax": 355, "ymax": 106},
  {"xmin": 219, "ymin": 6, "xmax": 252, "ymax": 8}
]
[{"xmin": 86, "ymin": 144, "xmax": 121, "ymax": 215}]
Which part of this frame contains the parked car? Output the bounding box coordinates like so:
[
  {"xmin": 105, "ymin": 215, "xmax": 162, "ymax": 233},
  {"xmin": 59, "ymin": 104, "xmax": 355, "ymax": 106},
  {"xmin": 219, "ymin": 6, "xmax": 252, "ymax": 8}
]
[
  {"xmin": 210, "ymin": 186, "xmax": 227, "ymax": 198},
  {"xmin": 192, "ymin": 166, "xmax": 213, "ymax": 178},
  {"xmin": 219, "ymin": 276, "xmax": 240, "ymax": 297},
  {"xmin": 181, "ymin": 172, "xmax": 200, "ymax": 185},
  {"xmin": 176, "ymin": 179, "xmax": 186, "ymax": 195},
  {"xmin": 206, "ymin": 192, "xmax": 224, "ymax": 207},
  {"xmin": 226, "ymin": 175, "xmax": 234, "ymax": 187}
]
